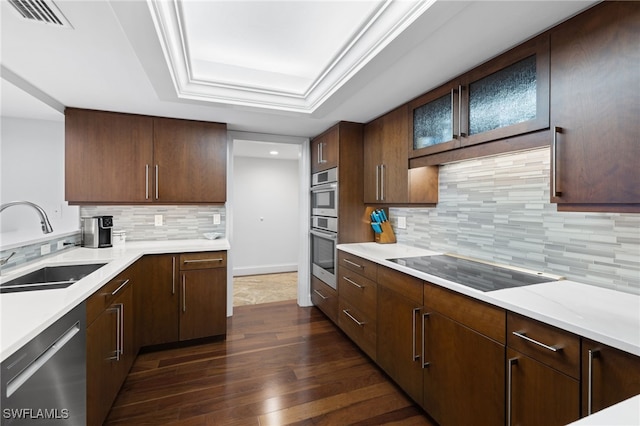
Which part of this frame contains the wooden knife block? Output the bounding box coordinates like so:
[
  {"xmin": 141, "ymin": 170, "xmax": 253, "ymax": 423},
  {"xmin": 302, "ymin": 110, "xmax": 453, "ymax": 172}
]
[{"xmin": 375, "ymin": 221, "xmax": 397, "ymax": 244}]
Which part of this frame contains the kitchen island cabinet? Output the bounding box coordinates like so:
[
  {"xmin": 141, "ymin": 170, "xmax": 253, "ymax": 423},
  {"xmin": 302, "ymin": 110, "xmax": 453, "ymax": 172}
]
[
  {"xmin": 581, "ymin": 339, "xmax": 640, "ymax": 417},
  {"xmin": 549, "ymin": 1, "xmax": 640, "ymax": 211},
  {"xmin": 65, "ymin": 108, "xmax": 227, "ymax": 204}
]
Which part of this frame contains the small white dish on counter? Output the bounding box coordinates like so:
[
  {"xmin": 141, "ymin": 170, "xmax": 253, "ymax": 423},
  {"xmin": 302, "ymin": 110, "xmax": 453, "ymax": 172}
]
[{"xmin": 203, "ymin": 232, "xmax": 222, "ymax": 240}]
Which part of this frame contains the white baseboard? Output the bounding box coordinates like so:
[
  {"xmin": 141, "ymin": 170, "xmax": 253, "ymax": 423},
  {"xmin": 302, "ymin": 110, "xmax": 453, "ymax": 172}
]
[{"xmin": 233, "ymin": 263, "xmax": 298, "ymax": 276}]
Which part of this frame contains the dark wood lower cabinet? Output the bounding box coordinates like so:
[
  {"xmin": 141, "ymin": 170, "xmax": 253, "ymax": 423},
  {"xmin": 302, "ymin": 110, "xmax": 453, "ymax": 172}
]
[
  {"xmin": 582, "ymin": 339, "xmax": 640, "ymax": 416},
  {"xmin": 179, "ymin": 267, "xmax": 227, "ymax": 340},
  {"xmin": 423, "ymin": 311, "xmax": 505, "ymax": 426},
  {"xmin": 507, "ymin": 349, "xmax": 580, "ymax": 426}
]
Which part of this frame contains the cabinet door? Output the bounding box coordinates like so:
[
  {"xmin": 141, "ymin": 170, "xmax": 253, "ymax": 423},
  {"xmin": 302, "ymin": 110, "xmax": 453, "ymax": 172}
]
[
  {"xmin": 180, "ymin": 268, "xmax": 227, "ymax": 340},
  {"xmin": 582, "ymin": 340, "xmax": 640, "ymax": 417},
  {"xmin": 311, "ymin": 127, "xmax": 338, "ymax": 173},
  {"xmin": 409, "ymin": 82, "xmax": 460, "ymax": 158},
  {"xmin": 462, "ymin": 34, "xmax": 550, "ymax": 148},
  {"xmin": 423, "ymin": 311, "xmax": 505, "ymax": 426},
  {"xmin": 153, "ymin": 118, "xmax": 227, "ymax": 203},
  {"xmin": 86, "ymin": 306, "xmax": 119, "ymax": 426},
  {"xmin": 65, "ymin": 108, "xmax": 153, "ymax": 203},
  {"xmin": 507, "ymin": 349, "xmax": 580, "ymax": 426},
  {"xmin": 377, "ymin": 285, "xmax": 423, "ymax": 404},
  {"xmin": 550, "ymin": 2, "xmax": 640, "ymax": 206},
  {"xmin": 136, "ymin": 255, "xmax": 179, "ymax": 346}
]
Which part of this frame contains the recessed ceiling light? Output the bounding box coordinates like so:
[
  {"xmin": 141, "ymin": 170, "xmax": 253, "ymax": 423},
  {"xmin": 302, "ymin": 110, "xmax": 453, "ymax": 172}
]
[{"xmin": 269, "ymin": 150, "xmax": 279, "ymax": 155}]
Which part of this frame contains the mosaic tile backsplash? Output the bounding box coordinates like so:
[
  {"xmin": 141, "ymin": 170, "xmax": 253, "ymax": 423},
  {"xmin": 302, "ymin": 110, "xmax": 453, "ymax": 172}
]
[
  {"xmin": 391, "ymin": 147, "xmax": 640, "ymax": 295},
  {"xmin": 79, "ymin": 205, "xmax": 226, "ymax": 241}
]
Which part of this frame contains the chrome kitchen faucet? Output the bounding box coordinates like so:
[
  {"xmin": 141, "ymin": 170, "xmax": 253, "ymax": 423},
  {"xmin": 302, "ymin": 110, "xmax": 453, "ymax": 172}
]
[{"xmin": 0, "ymin": 201, "xmax": 54, "ymax": 234}]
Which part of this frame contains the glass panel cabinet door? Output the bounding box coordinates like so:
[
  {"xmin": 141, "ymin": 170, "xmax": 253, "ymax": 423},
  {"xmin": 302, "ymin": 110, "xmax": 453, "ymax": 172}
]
[
  {"xmin": 409, "ymin": 82, "xmax": 461, "ymax": 158},
  {"xmin": 460, "ymin": 34, "xmax": 550, "ymax": 147}
]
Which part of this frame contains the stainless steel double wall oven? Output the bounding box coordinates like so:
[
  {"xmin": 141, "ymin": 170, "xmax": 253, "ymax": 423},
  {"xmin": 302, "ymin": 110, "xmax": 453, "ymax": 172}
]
[{"xmin": 310, "ymin": 167, "xmax": 338, "ymax": 289}]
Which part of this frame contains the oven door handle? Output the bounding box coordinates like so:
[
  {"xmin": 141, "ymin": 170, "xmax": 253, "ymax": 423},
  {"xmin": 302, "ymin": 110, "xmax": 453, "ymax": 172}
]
[
  {"xmin": 310, "ymin": 182, "xmax": 337, "ymax": 193},
  {"xmin": 310, "ymin": 229, "xmax": 337, "ymax": 240}
]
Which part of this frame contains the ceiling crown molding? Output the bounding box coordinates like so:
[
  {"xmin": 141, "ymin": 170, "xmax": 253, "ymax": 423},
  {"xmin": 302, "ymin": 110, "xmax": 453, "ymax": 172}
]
[{"xmin": 147, "ymin": 0, "xmax": 437, "ymax": 114}]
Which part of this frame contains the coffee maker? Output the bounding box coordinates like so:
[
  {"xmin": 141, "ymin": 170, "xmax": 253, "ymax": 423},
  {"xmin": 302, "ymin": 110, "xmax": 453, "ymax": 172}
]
[{"xmin": 81, "ymin": 216, "xmax": 113, "ymax": 248}]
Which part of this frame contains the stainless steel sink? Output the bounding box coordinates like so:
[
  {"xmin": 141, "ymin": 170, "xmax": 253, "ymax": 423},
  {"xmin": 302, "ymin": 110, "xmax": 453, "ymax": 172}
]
[{"xmin": 0, "ymin": 263, "xmax": 107, "ymax": 293}]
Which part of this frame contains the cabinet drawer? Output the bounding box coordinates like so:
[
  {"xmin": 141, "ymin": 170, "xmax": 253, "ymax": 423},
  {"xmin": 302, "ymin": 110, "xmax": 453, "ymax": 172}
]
[
  {"xmin": 378, "ymin": 265, "xmax": 423, "ymax": 305},
  {"xmin": 339, "ymin": 299, "xmax": 377, "ymax": 361},
  {"xmin": 424, "ymin": 282, "xmax": 505, "ymax": 343},
  {"xmin": 338, "ymin": 268, "xmax": 377, "ymax": 320},
  {"xmin": 338, "ymin": 251, "xmax": 377, "ymax": 281},
  {"xmin": 179, "ymin": 251, "xmax": 227, "ymax": 270},
  {"xmin": 87, "ymin": 269, "xmax": 134, "ymax": 326},
  {"xmin": 507, "ymin": 312, "xmax": 580, "ymax": 379},
  {"xmin": 311, "ymin": 276, "xmax": 338, "ymax": 324}
]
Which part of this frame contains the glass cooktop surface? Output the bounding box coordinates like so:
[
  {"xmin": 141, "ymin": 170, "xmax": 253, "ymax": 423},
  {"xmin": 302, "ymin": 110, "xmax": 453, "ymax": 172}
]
[{"xmin": 388, "ymin": 255, "xmax": 557, "ymax": 292}]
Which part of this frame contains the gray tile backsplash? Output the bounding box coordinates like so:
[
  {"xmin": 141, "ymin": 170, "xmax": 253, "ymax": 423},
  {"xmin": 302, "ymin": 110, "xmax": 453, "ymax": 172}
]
[
  {"xmin": 79, "ymin": 205, "xmax": 226, "ymax": 241},
  {"xmin": 391, "ymin": 147, "xmax": 640, "ymax": 295}
]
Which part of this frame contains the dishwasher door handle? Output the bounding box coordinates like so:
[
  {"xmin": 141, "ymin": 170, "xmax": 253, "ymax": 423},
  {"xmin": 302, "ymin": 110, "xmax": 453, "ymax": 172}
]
[{"xmin": 6, "ymin": 322, "xmax": 81, "ymax": 397}]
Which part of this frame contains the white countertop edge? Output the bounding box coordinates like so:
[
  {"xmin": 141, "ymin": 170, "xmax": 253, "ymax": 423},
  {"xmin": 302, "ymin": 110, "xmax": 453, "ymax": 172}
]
[
  {"xmin": 568, "ymin": 395, "xmax": 640, "ymax": 425},
  {"xmin": 336, "ymin": 242, "xmax": 640, "ymax": 357},
  {"xmin": 1, "ymin": 239, "xmax": 230, "ymax": 362}
]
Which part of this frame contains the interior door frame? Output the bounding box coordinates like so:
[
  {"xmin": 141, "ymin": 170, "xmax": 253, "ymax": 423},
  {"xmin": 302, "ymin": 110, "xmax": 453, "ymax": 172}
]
[{"xmin": 226, "ymin": 131, "xmax": 311, "ymax": 316}]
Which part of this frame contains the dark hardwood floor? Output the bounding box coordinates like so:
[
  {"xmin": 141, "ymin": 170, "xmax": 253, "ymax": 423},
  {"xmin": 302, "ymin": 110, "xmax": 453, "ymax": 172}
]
[{"xmin": 105, "ymin": 300, "xmax": 433, "ymax": 425}]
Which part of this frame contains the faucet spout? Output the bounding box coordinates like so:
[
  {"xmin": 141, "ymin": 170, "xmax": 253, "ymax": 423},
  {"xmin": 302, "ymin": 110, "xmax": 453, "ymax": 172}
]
[{"xmin": 0, "ymin": 201, "xmax": 54, "ymax": 234}]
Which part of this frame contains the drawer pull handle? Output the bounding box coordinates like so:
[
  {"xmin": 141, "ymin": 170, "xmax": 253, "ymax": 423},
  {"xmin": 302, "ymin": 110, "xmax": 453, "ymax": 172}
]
[
  {"xmin": 421, "ymin": 312, "xmax": 430, "ymax": 368},
  {"xmin": 111, "ymin": 279, "xmax": 130, "ymax": 296},
  {"xmin": 342, "ymin": 309, "xmax": 365, "ymax": 326},
  {"xmin": 587, "ymin": 349, "xmax": 601, "ymax": 415},
  {"xmin": 343, "ymin": 276, "xmax": 363, "ymax": 289},
  {"xmin": 412, "ymin": 307, "xmax": 421, "ymax": 361},
  {"xmin": 507, "ymin": 357, "xmax": 519, "ymax": 426},
  {"xmin": 183, "ymin": 258, "xmax": 224, "ymax": 264},
  {"xmin": 512, "ymin": 331, "xmax": 562, "ymax": 352},
  {"xmin": 313, "ymin": 289, "xmax": 328, "ymax": 300},
  {"xmin": 343, "ymin": 259, "xmax": 363, "ymax": 269}
]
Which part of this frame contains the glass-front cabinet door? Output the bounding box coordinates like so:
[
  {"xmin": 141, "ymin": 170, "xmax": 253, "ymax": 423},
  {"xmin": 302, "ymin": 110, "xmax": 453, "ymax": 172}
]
[
  {"xmin": 460, "ymin": 34, "xmax": 550, "ymax": 147},
  {"xmin": 409, "ymin": 34, "xmax": 550, "ymax": 159},
  {"xmin": 408, "ymin": 80, "xmax": 461, "ymax": 158}
]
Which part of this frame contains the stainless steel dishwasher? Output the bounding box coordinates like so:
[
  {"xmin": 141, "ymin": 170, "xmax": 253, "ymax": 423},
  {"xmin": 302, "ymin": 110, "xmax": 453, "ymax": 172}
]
[{"xmin": 1, "ymin": 303, "xmax": 86, "ymax": 425}]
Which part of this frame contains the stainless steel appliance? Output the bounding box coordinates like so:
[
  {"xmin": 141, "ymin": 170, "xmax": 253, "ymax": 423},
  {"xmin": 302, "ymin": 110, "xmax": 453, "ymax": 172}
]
[
  {"xmin": 1, "ymin": 303, "xmax": 86, "ymax": 425},
  {"xmin": 310, "ymin": 228, "xmax": 337, "ymax": 289},
  {"xmin": 311, "ymin": 168, "xmax": 338, "ymax": 218},
  {"xmin": 81, "ymin": 216, "xmax": 113, "ymax": 248}
]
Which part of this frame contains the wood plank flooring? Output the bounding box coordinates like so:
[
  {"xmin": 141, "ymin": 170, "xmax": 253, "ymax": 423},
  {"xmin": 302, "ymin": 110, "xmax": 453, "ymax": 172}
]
[{"xmin": 105, "ymin": 300, "xmax": 433, "ymax": 425}]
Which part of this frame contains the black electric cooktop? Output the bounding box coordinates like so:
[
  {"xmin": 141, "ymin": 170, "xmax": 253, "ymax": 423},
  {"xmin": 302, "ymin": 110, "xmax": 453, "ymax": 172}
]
[{"xmin": 388, "ymin": 255, "xmax": 558, "ymax": 292}]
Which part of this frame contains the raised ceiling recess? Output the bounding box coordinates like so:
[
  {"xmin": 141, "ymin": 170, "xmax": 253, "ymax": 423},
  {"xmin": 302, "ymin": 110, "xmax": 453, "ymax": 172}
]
[{"xmin": 148, "ymin": 0, "xmax": 437, "ymax": 113}]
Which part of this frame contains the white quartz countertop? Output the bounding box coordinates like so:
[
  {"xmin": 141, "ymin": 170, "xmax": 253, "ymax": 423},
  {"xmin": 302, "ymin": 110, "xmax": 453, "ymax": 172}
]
[
  {"xmin": 0, "ymin": 239, "xmax": 230, "ymax": 362},
  {"xmin": 337, "ymin": 243, "xmax": 640, "ymax": 357}
]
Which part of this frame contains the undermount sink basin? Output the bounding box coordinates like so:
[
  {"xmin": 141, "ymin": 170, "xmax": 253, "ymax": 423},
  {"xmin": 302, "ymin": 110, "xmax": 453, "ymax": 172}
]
[{"xmin": 0, "ymin": 263, "xmax": 107, "ymax": 294}]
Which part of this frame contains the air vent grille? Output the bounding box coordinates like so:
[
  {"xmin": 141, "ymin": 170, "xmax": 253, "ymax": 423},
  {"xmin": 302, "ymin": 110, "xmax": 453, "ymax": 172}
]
[{"xmin": 8, "ymin": 0, "xmax": 72, "ymax": 28}]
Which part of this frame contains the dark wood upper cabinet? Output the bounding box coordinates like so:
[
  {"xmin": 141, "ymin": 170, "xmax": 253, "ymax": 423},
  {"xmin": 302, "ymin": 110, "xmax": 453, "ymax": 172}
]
[
  {"xmin": 549, "ymin": 1, "xmax": 640, "ymax": 211},
  {"xmin": 364, "ymin": 105, "xmax": 438, "ymax": 204},
  {"xmin": 65, "ymin": 108, "xmax": 227, "ymax": 204},
  {"xmin": 65, "ymin": 109, "xmax": 154, "ymax": 203},
  {"xmin": 408, "ymin": 34, "xmax": 550, "ymax": 161},
  {"xmin": 310, "ymin": 126, "xmax": 339, "ymax": 173}
]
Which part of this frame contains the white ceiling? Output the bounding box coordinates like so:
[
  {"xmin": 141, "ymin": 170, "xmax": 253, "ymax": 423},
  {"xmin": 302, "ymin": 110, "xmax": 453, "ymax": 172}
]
[{"xmin": 0, "ymin": 0, "xmax": 597, "ymax": 139}]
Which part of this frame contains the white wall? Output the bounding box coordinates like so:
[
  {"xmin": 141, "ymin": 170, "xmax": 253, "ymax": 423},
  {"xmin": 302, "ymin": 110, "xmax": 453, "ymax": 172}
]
[
  {"xmin": 232, "ymin": 155, "xmax": 300, "ymax": 275},
  {"xmin": 0, "ymin": 117, "xmax": 79, "ymax": 248}
]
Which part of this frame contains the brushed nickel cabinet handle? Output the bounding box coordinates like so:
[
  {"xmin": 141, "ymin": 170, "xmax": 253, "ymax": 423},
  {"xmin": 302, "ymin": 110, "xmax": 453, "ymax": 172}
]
[
  {"xmin": 183, "ymin": 258, "xmax": 224, "ymax": 264},
  {"xmin": 507, "ymin": 357, "xmax": 519, "ymax": 426},
  {"xmin": 412, "ymin": 307, "xmax": 421, "ymax": 361},
  {"xmin": 313, "ymin": 289, "xmax": 328, "ymax": 300},
  {"xmin": 111, "ymin": 279, "xmax": 130, "ymax": 296},
  {"xmin": 118, "ymin": 302, "xmax": 124, "ymax": 356},
  {"xmin": 458, "ymin": 85, "xmax": 467, "ymax": 137},
  {"xmin": 145, "ymin": 164, "xmax": 149, "ymax": 199},
  {"xmin": 155, "ymin": 164, "xmax": 159, "ymax": 200},
  {"xmin": 552, "ymin": 126, "xmax": 562, "ymax": 197},
  {"xmin": 512, "ymin": 331, "xmax": 562, "ymax": 352},
  {"xmin": 375, "ymin": 165, "xmax": 380, "ymax": 201},
  {"xmin": 587, "ymin": 349, "xmax": 600, "ymax": 415},
  {"xmin": 343, "ymin": 276, "xmax": 363, "ymax": 289},
  {"xmin": 343, "ymin": 259, "xmax": 363, "ymax": 269},
  {"xmin": 182, "ymin": 275, "xmax": 186, "ymax": 312},
  {"xmin": 172, "ymin": 256, "xmax": 176, "ymax": 295},
  {"xmin": 451, "ymin": 88, "xmax": 457, "ymax": 139},
  {"xmin": 421, "ymin": 312, "xmax": 430, "ymax": 368},
  {"xmin": 343, "ymin": 309, "xmax": 365, "ymax": 326},
  {"xmin": 380, "ymin": 164, "xmax": 385, "ymax": 201}
]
